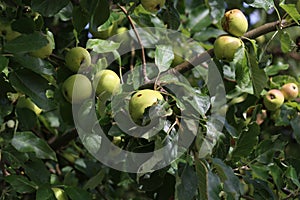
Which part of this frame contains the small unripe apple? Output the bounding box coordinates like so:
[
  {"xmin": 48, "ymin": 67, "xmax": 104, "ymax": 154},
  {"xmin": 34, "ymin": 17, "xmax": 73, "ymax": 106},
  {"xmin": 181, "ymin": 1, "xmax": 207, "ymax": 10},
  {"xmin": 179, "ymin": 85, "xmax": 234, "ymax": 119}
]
[
  {"xmin": 221, "ymin": 9, "xmax": 248, "ymax": 37},
  {"xmin": 280, "ymin": 83, "xmax": 299, "ymax": 101},
  {"xmin": 30, "ymin": 33, "xmax": 54, "ymax": 59},
  {"xmin": 65, "ymin": 47, "xmax": 91, "ymax": 72},
  {"xmin": 62, "ymin": 74, "xmax": 93, "ymax": 104},
  {"xmin": 214, "ymin": 35, "xmax": 243, "ymax": 62},
  {"xmin": 16, "ymin": 96, "xmax": 42, "ymax": 115},
  {"xmin": 263, "ymin": 89, "xmax": 284, "ymax": 111},
  {"xmin": 129, "ymin": 89, "xmax": 163, "ymax": 122},
  {"xmin": 141, "ymin": 0, "xmax": 166, "ymax": 12},
  {"xmin": 93, "ymin": 69, "xmax": 120, "ymax": 100},
  {"xmin": 0, "ymin": 21, "xmax": 21, "ymax": 41}
]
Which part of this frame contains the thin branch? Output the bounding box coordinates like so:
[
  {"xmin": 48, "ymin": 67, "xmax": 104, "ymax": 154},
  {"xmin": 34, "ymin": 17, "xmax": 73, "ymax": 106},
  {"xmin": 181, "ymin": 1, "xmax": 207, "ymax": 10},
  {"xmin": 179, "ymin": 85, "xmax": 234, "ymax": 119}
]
[{"xmin": 118, "ymin": 5, "xmax": 150, "ymax": 83}]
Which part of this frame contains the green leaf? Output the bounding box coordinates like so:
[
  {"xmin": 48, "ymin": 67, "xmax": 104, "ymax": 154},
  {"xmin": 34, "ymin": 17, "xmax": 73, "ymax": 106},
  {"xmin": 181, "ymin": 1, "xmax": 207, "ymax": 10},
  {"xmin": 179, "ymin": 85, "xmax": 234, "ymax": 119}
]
[
  {"xmin": 231, "ymin": 123, "xmax": 260, "ymax": 161},
  {"xmin": 264, "ymin": 63, "xmax": 289, "ymax": 76},
  {"xmin": 31, "ymin": 0, "xmax": 69, "ymax": 17},
  {"xmin": 36, "ymin": 186, "xmax": 56, "ymax": 200},
  {"xmin": 280, "ymin": 31, "xmax": 293, "ymax": 53},
  {"xmin": 248, "ymin": 53, "xmax": 268, "ymax": 96},
  {"xmin": 188, "ymin": 5, "xmax": 212, "ymax": 33},
  {"xmin": 90, "ymin": 0, "xmax": 110, "ymax": 31},
  {"xmin": 175, "ymin": 164, "xmax": 198, "ymax": 200},
  {"xmin": 12, "ymin": 54, "xmax": 55, "ymax": 75},
  {"xmin": 83, "ymin": 169, "xmax": 106, "ymax": 190},
  {"xmin": 4, "ymin": 175, "xmax": 38, "ymax": 193},
  {"xmin": 65, "ymin": 186, "xmax": 93, "ymax": 200},
  {"xmin": 206, "ymin": 0, "xmax": 225, "ymax": 24},
  {"xmin": 4, "ymin": 32, "xmax": 48, "ymax": 53},
  {"xmin": 0, "ymin": 55, "xmax": 9, "ymax": 72},
  {"xmin": 280, "ymin": 3, "xmax": 300, "ymax": 25},
  {"xmin": 11, "ymin": 17, "xmax": 36, "ymax": 34},
  {"xmin": 268, "ymin": 163, "xmax": 283, "ymax": 189},
  {"xmin": 155, "ymin": 45, "xmax": 174, "ymax": 72},
  {"xmin": 285, "ymin": 166, "xmax": 300, "ymax": 188},
  {"xmin": 248, "ymin": 0, "xmax": 275, "ymax": 11},
  {"xmin": 86, "ymin": 39, "xmax": 120, "ymax": 53},
  {"xmin": 24, "ymin": 158, "xmax": 51, "ymax": 184},
  {"xmin": 9, "ymin": 68, "xmax": 56, "ymax": 111},
  {"xmin": 160, "ymin": 3, "xmax": 180, "ymax": 30},
  {"xmin": 291, "ymin": 115, "xmax": 300, "ymax": 144},
  {"xmin": 11, "ymin": 131, "xmax": 57, "ymax": 161},
  {"xmin": 72, "ymin": 5, "xmax": 89, "ymax": 33}
]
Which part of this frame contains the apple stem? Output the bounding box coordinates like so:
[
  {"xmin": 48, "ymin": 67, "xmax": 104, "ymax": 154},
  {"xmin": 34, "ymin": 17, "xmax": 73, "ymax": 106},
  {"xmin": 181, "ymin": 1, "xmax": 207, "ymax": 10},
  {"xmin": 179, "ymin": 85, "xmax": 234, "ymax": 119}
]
[{"xmin": 118, "ymin": 5, "xmax": 150, "ymax": 83}]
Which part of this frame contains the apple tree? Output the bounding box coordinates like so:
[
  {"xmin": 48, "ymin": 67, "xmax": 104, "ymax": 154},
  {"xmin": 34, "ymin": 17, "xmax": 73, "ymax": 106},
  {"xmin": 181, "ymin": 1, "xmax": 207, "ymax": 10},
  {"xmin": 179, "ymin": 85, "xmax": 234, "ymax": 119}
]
[{"xmin": 0, "ymin": 0, "xmax": 300, "ymax": 199}]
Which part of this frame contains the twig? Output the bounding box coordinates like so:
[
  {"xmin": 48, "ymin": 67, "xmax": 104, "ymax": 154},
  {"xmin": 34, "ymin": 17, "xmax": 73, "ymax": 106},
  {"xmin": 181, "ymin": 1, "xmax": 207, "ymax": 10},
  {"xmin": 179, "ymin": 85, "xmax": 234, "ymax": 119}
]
[{"xmin": 118, "ymin": 5, "xmax": 149, "ymax": 83}]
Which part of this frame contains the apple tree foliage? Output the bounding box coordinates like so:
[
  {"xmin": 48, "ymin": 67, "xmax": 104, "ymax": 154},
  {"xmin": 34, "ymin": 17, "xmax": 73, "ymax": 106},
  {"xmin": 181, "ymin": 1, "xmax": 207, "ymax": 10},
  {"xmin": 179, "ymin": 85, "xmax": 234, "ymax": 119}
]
[{"xmin": 0, "ymin": 0, "xmax": 300, "ymax": 199}]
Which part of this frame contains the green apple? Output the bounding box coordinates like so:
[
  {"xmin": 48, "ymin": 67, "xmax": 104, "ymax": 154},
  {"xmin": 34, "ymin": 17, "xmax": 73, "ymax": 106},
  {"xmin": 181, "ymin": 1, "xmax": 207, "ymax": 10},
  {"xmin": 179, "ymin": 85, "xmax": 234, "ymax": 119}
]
[
  {"xmin": 214, "ymin": 35, "xmax": 243, "ymax": 62},
  {"xmin": 65, "ymin": 47, "xmax": 91, "ymax": 72},
  {"xmin": 30, "ymin": 33, "xmax": 54, "ymax": 59},
  {"xmin": 129, "ymin": 89, "xmax": 163, "ymax": 122},
  {"xmin": 16, "ymin": 96, "xmax": 42, "ymax": 115},
  {"xmin": 93, "ymin": 69, "xmax": 120, "ymax": 100},
  {"xmin": 51, "ymin": 187, "xmax": 68, "ymax": 200},
  {"xmin": 141, "ymin": 0, "xmax": 166, "ymax": 12},
  {"xmin": 280, "ymin": 83, "xmax": 299, "ymax": 101},
  {"xmin": 221, "ymin": 9, "xmax": 248, "ymax": 37},
  {"xmin": 263, "ymin": 89, "xmax": 284, "ymax": 111},
  {"xmin": 0, "ymin": 21, "xmax": 21, "ymax": 41},
  {"xmin": 62, "ymin": 74, "xmax": 93, "ymax": 104}
]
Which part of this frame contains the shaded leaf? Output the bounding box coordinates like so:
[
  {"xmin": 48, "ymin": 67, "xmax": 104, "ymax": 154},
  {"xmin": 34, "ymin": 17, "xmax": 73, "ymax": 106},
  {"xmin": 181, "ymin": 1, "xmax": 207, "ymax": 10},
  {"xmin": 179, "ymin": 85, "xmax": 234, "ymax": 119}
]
[
  {"xmin": 11, "ymin": 131, "xmax": 57, "ymax": 161},
  {"xmin": 90, "ymin": 0, "xmax": 110, "ymax": 31},
  {"xmin": 155, "ymin": 45, "xmax": 174, "ymax": 72},
  {"xmin": 31, "ymin": 0, "xmax": 69, "ymax": 17},
  {"xmin": 65, "ymin": 186, "xmax": 93, "ymax": 200},
  {"xmin": 248, "ymin": 0, "xmax": 275, "ymax": 11},
  {"xmin": 0, "ymin": 55, "xmax": 9, "ymax": 72},
  {"xmin": 175, "ymin": 164, "xmax": 198, "ymax": 200},
  {"xmin": 4, "ymin": 175, "xmax": 37, "ymax": 193}
]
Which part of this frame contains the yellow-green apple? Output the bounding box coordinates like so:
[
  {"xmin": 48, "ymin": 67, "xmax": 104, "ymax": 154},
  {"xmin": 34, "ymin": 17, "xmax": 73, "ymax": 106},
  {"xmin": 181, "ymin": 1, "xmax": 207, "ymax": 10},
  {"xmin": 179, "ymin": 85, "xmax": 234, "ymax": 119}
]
[
  {"xmin": 30, "ymin": 33, "xmax": 54, "ymax": 59},
  {"xmin": 16, "ymin": 96, "xmax": 42, "ymax": 115},
  {"xmin": 62, "ymin": 74, "xmax": 92, "ymax": 104},
  {"xmin": 221, "ymin": 9, "xmax": 248, "ymax": 37},
  {"xmin": 129, "ymin": 89, "xmax": 163, "ymax": 122},
  {"xmin": 93, "ymin": 69, "xmax": 120, "ymax": 100},
  {"xmin": 280, "ymin": 83, "xmax": 299, "ymax": 101},
  {"xmin": 214, "ymin": 35, "xmax": 244, "ymax": 62},
  {"xmin": 141, "ymin": 0, "xmax": 166, "ymax": 12},
  {"xmin": 263, "ymin": 89, "xmax": 285, "ymax": 111},
  {"xmin": 65, "ymin": 47, "xmax": 91, "ymax": 72}
]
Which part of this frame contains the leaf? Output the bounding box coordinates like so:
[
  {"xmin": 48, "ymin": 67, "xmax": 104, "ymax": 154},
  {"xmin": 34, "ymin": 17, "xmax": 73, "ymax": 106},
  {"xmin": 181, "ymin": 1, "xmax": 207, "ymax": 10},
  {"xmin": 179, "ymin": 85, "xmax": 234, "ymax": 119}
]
[
  {"xmin": 4, "ymin": 32, "xmax": 48, "ymax": 53},
  {"xmin": 12, "ymin": 54, "xmax": 55, "ymax": 75},
  {"xmin": 4, "ymin": 175, "xmax": 38, "ymax": 193},
  {"xmin": 24, "ymin": 158, "xmax": 51, "ymax": 184},
  {"xmin": 280, "ymin": 31, "xmax": 293, "ymax": 53},
  {"xmin": 8, "ymin": 68, "xmax": 56, "ymax": 111},
  {"xmin": 65, "ymin": 186, "xmax": 93, "ymax": 200},
  {"xmin": 155, "ymin": 45, "xmax": 174, "ymax": 72},
  {"xmin": 72, "ymin": 5, "xmax": 89, "ymax": 33},
  {"xmin": 31, "ymin": 0, "xmax": 69, "ymax": 17},
  {"xmin": 248, "ymin": 52, "xmax": 268, "ymax": 96},
  {"xmin": 264, "ymin": 63, "xmax": 289, "ymax": 76},
  {"xmin": 11, "ymin": 17, "xmax": 36, "ymax": 34},
  {"xmin": 212, "ymin": 158, "xmax": 241, "ymax": 199},
  {"xmin": 291, "ymin": 115, "xmax": 300, "ymax": 144},
  {"xmin": 188, "ymin": 5, "xmax": 212, "ymax": 33},
  {"xmin": 36, "ymin": 186, "xmax": 56, "ymax": 200},
  {"xmin": 231, "ymin": 123, "xmax": 260, "ymax": 160},
  {"xmin": 0, "ymin": 55, "xmax": 9, "ymax": 72},
  {"xmin": 206, "ymin": 0, "xmax": 226, "ymax": 24},
  {"xmin": 175, "ymin": 164, "xmax": 198, "ymax": 200},
  {"xmin": 280, "ymin": 3, "xmax": 300, "ymax": 25},
  {"xmin": 11, "ymin": 131, "xmax": 57, "ymax": 161},
  {"xmin": 285, "ymin": 166, "xmax": 300, "ymax": 188},
  {"xmin": 248, "ymin": 0, "xmax": 275, "ymax": 11},
  {"xmin": 86, "ymin": 39, "xmax": 120, "ymax": 53},
  {"xmin": 268, "ymin": 163, "xmax": 283, "ymax": 189},
  {"xmin": 89, "ymin": 0, "xmax": 110, "ymax": 31},
  {"xmin": 160, "ymin": 3, "xmax": 180, "ymax": 30},
  {"xmin": 83, "ymin": 169, "xmax": 106, "ymax": 190}
]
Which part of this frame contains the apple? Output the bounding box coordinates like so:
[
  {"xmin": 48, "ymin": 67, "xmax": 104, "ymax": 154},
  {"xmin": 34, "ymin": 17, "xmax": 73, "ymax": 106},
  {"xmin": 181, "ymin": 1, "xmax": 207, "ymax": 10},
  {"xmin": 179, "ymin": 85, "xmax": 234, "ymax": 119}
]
[
  {"xmin": 221, "ymin": 9, "xmax": 248, "ymax": 37},
  {"xmin": 141, "ymin": 0, "xmax": 166, "ymax": 12},
  {"xmin": 65, "ymin": 47, "xmax": 91, "ymax": 72},
  {"xmin": 129, "ymin": 89, "xmax": 163, "ymax": 122},
  {"xmin": 16, "ymin": 96, "xmax": 42, "ymax": 115},
  {"xmin": 51, "ymin": 188, "xmax": 68, "ymax": 200},
  {"xmin": 30, "ymin": 33, "xmax": 54, "ymax": 59},
  {"xmin": 263, "ymin": 89, "xmax": 284, "ymax": 111},
  {"xmin": 93, "ymin": 69, "xmax": 120, "ymax": 100},
  {"xmin": 280, "ymin": 83, "xmax": 299, "ymax": 101},
  {"xmin": 214, "ymin": 35, "xmax": 243, "ymax": 62},
  {"xmin": 0, "ymin": 21, "xmax": 21, "ymax": 41},
  {"xmin": 62, "ymin": 74, "xmax": 93, "ymax": 104}
]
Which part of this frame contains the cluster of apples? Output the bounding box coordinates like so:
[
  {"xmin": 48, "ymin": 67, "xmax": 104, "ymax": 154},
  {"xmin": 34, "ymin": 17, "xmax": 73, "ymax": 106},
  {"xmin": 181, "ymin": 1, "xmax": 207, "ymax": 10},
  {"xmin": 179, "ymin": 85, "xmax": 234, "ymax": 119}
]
[
  {"xmin": 214, "ymin": 9, "xmax": 248, "ymax": 62},
  {"xmin": 61, "ymin": 47, "xmax": 164, "ymax": 124},
  {"xmin": 263, "ymin": 83, "xmax": 299, "ymax": 111}
]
